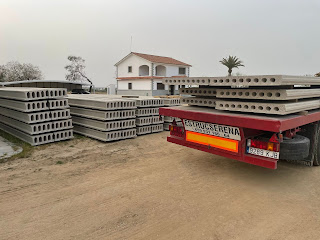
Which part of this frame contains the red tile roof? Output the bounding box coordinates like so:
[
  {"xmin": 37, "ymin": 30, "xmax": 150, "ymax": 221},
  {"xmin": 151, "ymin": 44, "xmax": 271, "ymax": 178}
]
[{"xmin": 132, "ymin": 52, "xmax": 191, "ymax": 66}]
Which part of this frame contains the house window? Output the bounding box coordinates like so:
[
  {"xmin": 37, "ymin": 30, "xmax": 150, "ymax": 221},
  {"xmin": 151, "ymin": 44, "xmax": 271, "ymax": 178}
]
[
  {"xmin": 179, "ymin": 67, "xmax": 186, "ymax": 75},
  {"xmin": 128, "ymin": 83, "xmax": 132, "ymax": 89},
  {"xmin": 128, "ymin": 66, "xmax": 132, "ymax": 73},
  {"xmin": 157, "ymin": 83, "xmax": 165, "ymax": 90}
]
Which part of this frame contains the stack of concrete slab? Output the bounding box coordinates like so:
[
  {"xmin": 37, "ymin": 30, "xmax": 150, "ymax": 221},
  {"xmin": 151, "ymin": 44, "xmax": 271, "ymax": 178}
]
[
  {"xmin": 131, "ymin": 97, "xmax": 165, "ymax": 135},
  {"xmin": 0, "ymin": 87, "xmax": 73, "ymax": 146},
  {"xmin": 67, "ymin": 95, "xmax": 137, "ymax": 141},
  {"xmin": 162, "ymin": 75, "xmax": 320, "ymax": 115}
]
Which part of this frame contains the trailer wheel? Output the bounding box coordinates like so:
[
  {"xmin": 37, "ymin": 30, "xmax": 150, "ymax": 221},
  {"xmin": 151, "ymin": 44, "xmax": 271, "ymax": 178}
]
[{"xmin": 280, "ymin": 135, "xmax": 310, "ymax": 161}]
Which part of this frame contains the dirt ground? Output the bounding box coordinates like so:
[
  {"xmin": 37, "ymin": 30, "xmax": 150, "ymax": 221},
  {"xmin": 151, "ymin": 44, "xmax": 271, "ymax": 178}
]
[{"xmin": 1, "ymin": 132, "xmax": 320, "ymax": 240}]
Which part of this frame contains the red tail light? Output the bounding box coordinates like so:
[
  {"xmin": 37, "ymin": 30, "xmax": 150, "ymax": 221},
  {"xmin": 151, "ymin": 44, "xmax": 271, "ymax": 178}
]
[
  {"xmin": 248, "ymin": 139, "xmax": 279, "ymax": 152},
  {"xmin": 170, "ymin": 125, "xmax": 184, "ymax": 138}
]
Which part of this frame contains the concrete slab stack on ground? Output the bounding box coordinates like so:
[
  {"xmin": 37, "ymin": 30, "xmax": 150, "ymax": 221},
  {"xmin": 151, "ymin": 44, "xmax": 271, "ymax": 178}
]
[
  {"xmin": 0, "ymin": 87, "xmax": 73, "ymax": 146},
  {"xmin": 124, "ymin": 97, "xmax": 164, "ymax": 136},
  {"xmin": 67, "ymin": 95, "xmax": 137, "ymax": 141}
]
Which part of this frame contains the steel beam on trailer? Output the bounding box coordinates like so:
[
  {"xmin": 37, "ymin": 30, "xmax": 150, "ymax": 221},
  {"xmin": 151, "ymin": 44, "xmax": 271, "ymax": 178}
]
[
  {"xmin": 73, "ymin": 125, "xmax": 136, "ymax": 141},
  {"xmin": 72, "ymin": 116, "xmax": 135, "ymax": 131},
  {"xmin": 70, "ymin": 107, "xmax": 136, "ymax": 121},
  {"xmin": 0, "ymin": 87, "xmax": 67, "ymax": 101},
  {"xmin": 0, "ymin": 122, "xmax": 73, "ymax": 146},
  {"xmin": 162, "ymin": 75, "xmax": 320, "ymax": 87},
  {"xmin": 0, "ymin": 114, "xmax": 72, "ymax": 135},
  {"xmin": 0, "ymin": 106, "xmax": 70, "ymax": 123}
]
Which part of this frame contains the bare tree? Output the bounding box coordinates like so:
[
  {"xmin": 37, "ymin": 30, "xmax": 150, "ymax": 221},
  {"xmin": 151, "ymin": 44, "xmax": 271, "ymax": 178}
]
[
  {"xmin": 0, "ymin": 61, "xmax": 43, "ymax": 82},
  {"xmin": 65, "ymin": 56, "xmax": 93, "ymax": 92}
]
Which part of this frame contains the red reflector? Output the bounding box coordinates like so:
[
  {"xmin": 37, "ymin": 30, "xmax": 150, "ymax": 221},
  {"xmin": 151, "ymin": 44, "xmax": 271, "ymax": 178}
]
[{"xmin": 249, "ymin": 139, "xmax": 279, "ymax": 151}]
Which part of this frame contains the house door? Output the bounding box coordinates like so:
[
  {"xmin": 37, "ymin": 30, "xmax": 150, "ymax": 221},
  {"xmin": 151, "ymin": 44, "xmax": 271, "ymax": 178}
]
[{"xmin": 169, "ymin": 85, "xmax": 175, "ymax": 95}]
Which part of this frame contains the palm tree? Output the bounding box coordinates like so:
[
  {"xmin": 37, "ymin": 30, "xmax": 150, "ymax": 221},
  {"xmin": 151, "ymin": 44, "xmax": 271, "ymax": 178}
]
[{"xmin": 220, "ymin": 56, "xmax": 244, "ymax": 76}]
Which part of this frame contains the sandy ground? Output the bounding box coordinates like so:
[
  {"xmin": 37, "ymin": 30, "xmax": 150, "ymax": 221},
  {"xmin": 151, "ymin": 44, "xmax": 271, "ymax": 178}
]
[{"xmin": 1, "ymin": 132, "xmax": 320, "ymax": 240}]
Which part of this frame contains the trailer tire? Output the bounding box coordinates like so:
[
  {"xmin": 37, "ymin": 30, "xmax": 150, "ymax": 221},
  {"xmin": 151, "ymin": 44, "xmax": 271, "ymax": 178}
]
[
  {"xmin": 314, "ymin": 134, "xmax": 320, "ymax": 166},
  {"xmin": 280, "ymin": 135, "xmax": 310, "ymax": 161}
]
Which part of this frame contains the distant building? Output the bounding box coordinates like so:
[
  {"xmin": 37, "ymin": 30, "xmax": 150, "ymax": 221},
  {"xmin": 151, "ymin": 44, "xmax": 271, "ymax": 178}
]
[
  {"xmin": 115, "ymin": 52, "xmax": 191, "ymax": 96},
  {"xmin": 106, "ymin": 84, "xmax": 116, "ymax": 95}
]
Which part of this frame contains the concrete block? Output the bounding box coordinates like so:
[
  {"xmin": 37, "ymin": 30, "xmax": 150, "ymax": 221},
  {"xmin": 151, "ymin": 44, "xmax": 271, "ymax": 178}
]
[
  {"xmin": 70, "ymin": 107, "xmax": 135, "ymax": 121},
  {"xmin": 152, "ymin": 124, "xmax": 163, "ymax": 133},
  {"xmin": 181, "ymin": 97, "xmax": 216, "ymax": 108},
  {"xmin": 163, "ymin": 75, "xmax": 320, "ymax": 87},
  {"xmin": 180, "ymin": 87, "xmax": 217, "ymax": 97},
  {"xmin": 0, "ymin": 114, "xmax": 72, "ymax": 135},
  {"xmin": 0, "ymin": 98, "xmax": 68, "ymax": 112},
  {"xmin": 0, "ymin": 106, "xmax": 70, "ymax": 123},
  {"xmin": 72, "ymin": 116, "xmax": 135, "ymax": 131},
  {"xmin": 73, "ymin": 125, "xmax": 136, "ymax": 141},
  {"xmin": 216, "ymin": 88, "xmax": 320, "ymax": 100},
  {"xmin": 136, "ymin": 125, "xmax": 152, "ymax": 135},
  {"xmin": 0, "ymin": 122, "xmax": 73, "ymax": 146},
  {"xmin": 163, "ymin": 98, "xmax": 181, "ymax": 106},
  {"xmin": 136, "ymin": 116, "xmax": 153, "ymax": 126},
  {"xmin": 0, "ymin": 87, "xmax": 67, "ymax": 101},
  {"xmin": 135, "ymin": 108, "xmax": 159, "ymax": 116},
  {"xmin": 216, "ymin": 99, "xmax": 320, "ymax": 115},
  {"xmin": 67, "ymin": 95, "xmax": 136, "ymax": 110},
  {"xmin": 152, "ymin": 115, "xmax": 164, "ymax": 124}
]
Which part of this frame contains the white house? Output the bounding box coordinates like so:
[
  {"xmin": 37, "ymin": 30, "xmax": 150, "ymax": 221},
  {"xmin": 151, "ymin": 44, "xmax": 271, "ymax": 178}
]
[{"xmin": 115, "ymin": 52, "xmax": 191, "ymax": 96}]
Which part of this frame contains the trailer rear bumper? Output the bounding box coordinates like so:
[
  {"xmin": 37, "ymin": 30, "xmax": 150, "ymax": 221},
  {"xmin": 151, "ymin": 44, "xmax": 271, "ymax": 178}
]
[{"xmin": 168, "ymin": 136, "xmax": 277, "ymax": 169}]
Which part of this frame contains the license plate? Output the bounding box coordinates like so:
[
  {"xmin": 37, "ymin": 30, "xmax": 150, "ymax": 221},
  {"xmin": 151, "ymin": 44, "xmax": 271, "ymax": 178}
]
[{"xmin": 247, "ymin": 147, "xmax": 279, "ymax": 159}]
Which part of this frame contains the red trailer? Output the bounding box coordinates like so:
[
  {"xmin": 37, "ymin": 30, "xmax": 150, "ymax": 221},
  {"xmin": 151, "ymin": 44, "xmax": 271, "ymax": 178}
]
[{"xmin": 159, "ymin": 106, "xmax": 320, "ymax": 169}]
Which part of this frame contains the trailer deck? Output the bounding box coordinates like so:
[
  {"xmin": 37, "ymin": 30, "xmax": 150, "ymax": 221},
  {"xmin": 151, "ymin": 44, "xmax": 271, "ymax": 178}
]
[{"xmin": 159, "ymin": 106, "xmax": 320, "ymax": 132}]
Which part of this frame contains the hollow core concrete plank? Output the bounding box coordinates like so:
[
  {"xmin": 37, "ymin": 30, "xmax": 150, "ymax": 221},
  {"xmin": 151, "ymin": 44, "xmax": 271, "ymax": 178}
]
[
  {"xmin": 182, "ymin": 97, "xmax": 216, "ymax": 108},
  {"xmin": 180, "ymin": 87, "xmax": 217, "ymax": 97},
  {"xmin": 72, "ymin": 116, "xmax": 135, "ymax": 131},
  {"xmin": 215, "ymin": 99, "xmax": 320, "ymax": 115},
  {"xmin": 0, "ymin": 87, "xmax": 67, "ymax": 101},
  {"xmin": 70, "ymin": 107, "xmax": 136, "ymax": 121},
  {"xmin": 216, "ymin": 88, "xmax": 320, "ymax": 100},
  {"xmin": 163, "ymin": 75, "xmax": 320, "ymax": 87},
  {"xmin": 0, "ymin": 106, "xmax": 70, "ymax": 123}
]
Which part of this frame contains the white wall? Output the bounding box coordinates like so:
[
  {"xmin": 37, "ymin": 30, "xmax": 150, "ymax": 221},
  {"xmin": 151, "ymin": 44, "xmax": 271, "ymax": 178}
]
[
  {"xmin": 118, "ymin": 79, "xmax": 151, "ymax": 90},
  {"xmin": 117, "ymin": 54, "xmax": 151, "ymax": 78}
]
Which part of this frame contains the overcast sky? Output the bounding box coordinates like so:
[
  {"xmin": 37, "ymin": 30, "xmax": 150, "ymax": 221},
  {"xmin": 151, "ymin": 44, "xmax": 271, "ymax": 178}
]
[{"xmin": 1, "ymin": 0, "xmax": 319, "ymax": 87}]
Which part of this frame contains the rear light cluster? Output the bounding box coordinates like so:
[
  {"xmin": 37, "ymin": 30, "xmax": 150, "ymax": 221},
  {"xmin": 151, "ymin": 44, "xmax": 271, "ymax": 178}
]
[
  {"xmin": 247, "ymin": 139, "xmax": 279, "ymax": 152},
  {"xmin": 170, "ymin": 125, "xmax": 184, "ymax": 138}
]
